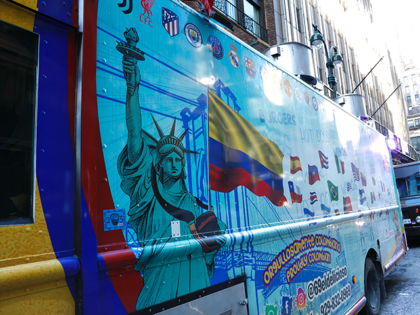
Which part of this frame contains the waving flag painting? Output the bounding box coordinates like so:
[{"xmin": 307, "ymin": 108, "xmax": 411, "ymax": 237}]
[
  {"xmin": 328, "ymin": 180, "xmax": 339, "ymax": 202},
  {"xmin": 321, "ymin": 204, "xmax": 331, "ymax": 214},
  {"xmin": 351, "ymin": 163, "xmax": 360, "ymax": 181},
  {"xmin": 304, "ymin": 208, "xmax": 315, "ymax": 218},
  {"xmin": 289, "ymin": 181, "xmax": 303, "ymax": 204},
  {"xmin": 290, "ymin": 156, "xmax": 302, "ymax": 174},
  {"xmin": 343, "ymin": 196, "xmax": 353, "ymax": 214},
  {"xmin": 198, "ymin": 0, "xmax": 214, "ymax": 16},
  {"xmin": 209, "ymin": 89, "xmax": 287, "ymax": 206},
  {"xmin": 308, "ymin": 165, "xmax": 320, "ymax": 185},
  {"xmin": 318, "ymin": 150, "xmax": 329, "ymax": 169},
  {"xmin": 361, "ymin": 172, "xmax": 367, "ymax": 186},
  {"xmin": 371, "ymin": 191, "xmax": 376, "ymax": 203},
  {"xmin": 359, "ymin": 189, "xmax": 366, "ymax": 204},
  {"xmin": 310, "ymin": 192, "xmax": 318, "ymax": 205},
  {"xmin": 334, "ymin": 155, "xmax": 344, "ymax": 174},
  {"xmin": 321, "ymin": 204, "xmax": 331, "ymax": 217},
  {"xmin": 335, "ymin": 155, "xmax": 340, "ymax": 173}
]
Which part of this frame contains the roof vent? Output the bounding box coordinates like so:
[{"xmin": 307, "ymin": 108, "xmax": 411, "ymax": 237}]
[
  {"xmin": 263, "ymin": 42, "xmax": 318, "ymax": 88},
  {"xmin": 333, "ymin": 94, "xmax": 367, "ymax": 118}
]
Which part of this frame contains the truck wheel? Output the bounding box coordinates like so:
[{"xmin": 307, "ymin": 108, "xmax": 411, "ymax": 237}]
[{"xmin": 363, "ymin": 258, "xmax": 381, "ymax": 315}]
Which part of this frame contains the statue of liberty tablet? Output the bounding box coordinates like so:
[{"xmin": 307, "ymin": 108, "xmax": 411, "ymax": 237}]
[{"xmin": 116, "ymin": 28, "xmax": 226, "ymax": 310}]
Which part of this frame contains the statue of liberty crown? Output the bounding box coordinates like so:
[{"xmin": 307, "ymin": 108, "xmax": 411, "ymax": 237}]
[{"xmin": 142, "ymin": 114, "xmax": 198, "ymax": 155}]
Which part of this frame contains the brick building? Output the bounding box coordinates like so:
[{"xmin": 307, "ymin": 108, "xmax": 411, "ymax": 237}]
[
  {"xmin": 185, "ymin": 0, "xmax": 274, "ymax": 53},
  {"xmin": 402, "ymin": 61, "xmax": 420, "ymax": 152},
  {"xmin": 185, "ymin": 0, "xmax": 417, "ymax": 163}
]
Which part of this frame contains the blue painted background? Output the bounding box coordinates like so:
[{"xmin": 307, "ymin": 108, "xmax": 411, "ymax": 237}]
[{"xmin": 96, "ymin": 0, "xmax": 402, "ymax": 314}]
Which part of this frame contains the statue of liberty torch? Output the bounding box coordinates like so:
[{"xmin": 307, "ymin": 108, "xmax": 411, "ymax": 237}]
[{"xmin": 116, "ymin": 27, "xmax": 226, "ymax": 310}]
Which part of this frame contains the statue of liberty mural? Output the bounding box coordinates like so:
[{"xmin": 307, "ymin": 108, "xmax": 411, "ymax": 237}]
[{"xmin": 117, "ymin": 28, "xmax": 226, "ymax": 310}]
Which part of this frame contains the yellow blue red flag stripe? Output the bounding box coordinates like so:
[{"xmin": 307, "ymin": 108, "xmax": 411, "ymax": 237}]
[{"xmin": 209, "ymin": 89, "xmax": 287, "ymax": 206}]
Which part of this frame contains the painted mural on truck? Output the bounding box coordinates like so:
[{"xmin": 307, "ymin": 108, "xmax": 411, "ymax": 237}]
[
  {"xmin": 115, "ymin": 27, "xmax": 226, "ymax": 309},
  {"xmin": 96, "ymin": 0, "xmax": 404, "ymax": 313}
]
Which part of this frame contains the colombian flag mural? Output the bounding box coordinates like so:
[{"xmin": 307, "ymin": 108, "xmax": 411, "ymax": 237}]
[{"xmin": 209, "ymin": 90, "xmax": 287, "ymax": 206}]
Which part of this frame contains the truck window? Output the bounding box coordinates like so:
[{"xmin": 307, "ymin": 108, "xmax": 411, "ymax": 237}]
[
  {"xmin": 0, "ymin": 20, "xmax": 38, "ymax": 225},
  {"xmin": 396, "ymin": 175, "xmax": 420, "ymax": 198},
  {"xmin": 396, "ymin": 178, "xmax": 408, "ymax": 197}
]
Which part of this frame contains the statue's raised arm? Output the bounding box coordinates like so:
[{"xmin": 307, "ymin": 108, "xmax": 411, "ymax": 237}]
[{"xmin": 118, "ymin": 28, "xmax": 146, "ymax": 164}]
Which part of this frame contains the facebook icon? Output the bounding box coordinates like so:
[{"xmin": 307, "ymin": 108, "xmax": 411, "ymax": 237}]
[{"xmin": 281, "ymin": 296, "xmax": 293, "ymax": 315}]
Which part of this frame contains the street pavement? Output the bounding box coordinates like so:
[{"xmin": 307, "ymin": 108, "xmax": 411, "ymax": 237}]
[{"xmin": 380, "ymin": 237, "xmax": 420, "ymax": 315}]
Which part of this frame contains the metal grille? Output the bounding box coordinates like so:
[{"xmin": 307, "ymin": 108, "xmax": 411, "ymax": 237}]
[
  {"xmin": 214, "ymin": 0, "xmax": 227, "ymax": 14},
  {"xmin": 213, "ymin": 0, "xmax": 267, "ymax": 41},
  {"xmin": 244, "ymin": 15, "xmax": 253, "ymax": 33}
]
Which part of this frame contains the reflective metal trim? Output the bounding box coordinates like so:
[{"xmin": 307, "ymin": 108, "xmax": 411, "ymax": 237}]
[{"xmin": 132, "ymin": 275, "xmax": 248, "ymax": 315}]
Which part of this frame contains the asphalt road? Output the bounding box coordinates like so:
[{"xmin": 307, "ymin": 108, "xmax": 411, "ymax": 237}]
[{"xmin": 380, "ymin": 237, "xmax": 420, "ymax": 315}]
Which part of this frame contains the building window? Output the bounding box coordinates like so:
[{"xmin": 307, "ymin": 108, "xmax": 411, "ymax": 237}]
[
  {"xmin": 412, "ymin": 74, "xmax": 417, "ymax": 83},
  {"xmin": 415, "ymin": 119, "xmax": 420, "ymax": 126},
  {"xmin": 407, "ymin": 96, "xmax": 412, "ymax": 103},
  {"xmin": 283, "ymin": 0, "xmax": 297, "ymax": 41},
  {"xmin": 405, "ymin": 86, "xmax": 410, "ymax": 94},
  {"xmin": 243, "ymin": 0, "xmax": 260, "ymax": 37},
  {"xmin": 0, "ymin": 21, "xmax": 38, "ymax": 225},
  {"xmin": 214, "ymin": 0, "xmax": 266, "ymax": 41},
  {"xmin": 348, "ymin": 47, "xmax": 357, "ymax": 89},
  {"xmin": 225, "ymin": 0, "xmax": 238, "ymax": 21},
  {"xmin": 411, "ymin": 136, "xmax": 420, "ymax": 151},
  {"xmin": 416, "ymin": 94, "xmax": 420, "ymax": 104},
  {"xmin": 404, "ymin": 76, "xmax": 409, "ymax": 85},
  {"xmin": 215, "ymin": 0, "xmax": 237, "ymax": 22},
  {"xmin": 408, "ymin": 120, "xmax": 415, "ymax": 128}
]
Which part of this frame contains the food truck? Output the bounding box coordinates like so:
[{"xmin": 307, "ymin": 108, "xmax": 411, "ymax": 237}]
[
  {"xmin": 394, "ymin": 161, "xmax": 420, "ymax": 238},
  {"xmin": 0, "ymin": 0, "xmax": 407, "ymax": 314}
]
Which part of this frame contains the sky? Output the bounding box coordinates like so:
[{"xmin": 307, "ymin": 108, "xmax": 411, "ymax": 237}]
[{"xmin": 374, "ymin": 0, "xmax": 420, "ymax": 65}]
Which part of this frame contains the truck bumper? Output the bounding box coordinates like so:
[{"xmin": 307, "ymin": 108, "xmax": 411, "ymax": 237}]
[{"xmin": 404, "ymin": 225, "xmax": 420, "ymax": 237}]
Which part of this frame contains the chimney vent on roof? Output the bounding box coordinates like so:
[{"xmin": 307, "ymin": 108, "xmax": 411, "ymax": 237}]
[{"xmin": 263, "ymin": 42, "xmax": 320, "ymax": 89}]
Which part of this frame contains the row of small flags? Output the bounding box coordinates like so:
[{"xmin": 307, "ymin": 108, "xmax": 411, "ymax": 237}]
[
  {"xmin": 304, "ymin": 202, "xmax": 341, "ymax": 218},
  {"xmin": 302, "ymin": 194, "xmax": 382, "ymax": 218},
  {"xmin": 288, "ymin": 181, "xmax": 324, "ymax": 205},
  {"xmin": 306, "ymin": 197, "xmax": 352, "ymax": 216},
  {"xmin": 291, "ymin": 154, "xmax": 378, "ymax": 189},
  {"xmin": 358, "ymin": 187, "xmax": 389, "ymax": 206},
  {"xmin": 301, "ymin": 188, "xmax": 382, "ymax": 219},
  {"xmin": 291, "ymin": 156, "xmax": 321, "ymax": 185},
  {"xmin": 303, "ymin": 207, "xmax": 331, "ymax": 218},
  {"xmin": 289, "ymin": 151, "xmax": 386, "ymax": 218}
]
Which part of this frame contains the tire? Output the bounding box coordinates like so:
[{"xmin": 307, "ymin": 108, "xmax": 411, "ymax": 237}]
[{"xmin": 362, "ymin": 258, "xmax": 381, "ymax": 315}]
